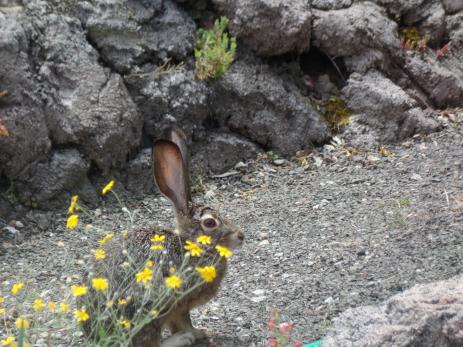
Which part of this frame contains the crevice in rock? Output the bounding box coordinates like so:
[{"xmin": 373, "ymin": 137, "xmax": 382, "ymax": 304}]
[
  {"xmin": 300, "ymin": 47, "xmax": 348, "ymax": 89},
  {"xmin": 83, "ymin": 31, "xmax": 120, "ymax": 74},
  {"xmin": 202, "ymin": 114, "xmax": 221, "ymax": 130},
  {"xmin": 393, "ymin": 62, "xmax": 436, "ymax": 110}
]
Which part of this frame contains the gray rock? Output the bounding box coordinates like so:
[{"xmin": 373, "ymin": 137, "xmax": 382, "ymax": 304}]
[
  {"xmin": 323, "ymin": 275, "xmax": 463, "ymax": 346},
  {"xmin": 121, "ymin": 148, "xmax": 155, "ymax": 196},
  {"xmin": 342, "ymin": 71, "xmax": 440, "ymax": 147},
  {"xmin": 212, "ymin": 0, "xmax": 311, "ymax": 56},
  {"xmin": 442, "ymin": 0, "xmax": 463, "ymax": 14},
  {"xmin": 124, "ymin": 67, "xmax": 208, "ymax": 140},
  {"xmin": 311, "ymin": 0, "xmax": 352, "ymax": 10},
  {"xmin": 14, "ymin": 149, "xmax": 97, "ymax": 209},
  {"xmin": 79, "ymin": 0, "xmax": 195, "ymax": 73},
  {"xmin": 0, "ymin": 11, "xmax": 51, "ymax": 179},
  {"xmin": 32, "ymin": 13, "xmax": 142, "ymax": 173},
  {"xmin": 403, "ymin": 52, "xmax": 463, "ymax": 108},
  {"xmin": 446, "ymin": 12, "xmax": 463, "ymax": 42},
  {"xmin": 402, "ymin": 1, "xmax": 446, "ymax": 46},
  {"xmin": 210, "ymin": 57, "xmax": 330, "ymax": 155},
  {"xmin": 191, "ymin": 132, "xmax": 263, "ymax": 174},
  {"xmin": 367, "ymin": 0, "xmax": 426, "ymax": 16},
  {"xmin": 312, "ymin": 2, "xmax": 401, "ymax": 58}
]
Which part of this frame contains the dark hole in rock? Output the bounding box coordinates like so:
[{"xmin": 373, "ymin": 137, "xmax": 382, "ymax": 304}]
[
  {"xmin": 141, "ymin": 126, "xmax": 153, "ymax": 149},
  {"xmin": 202, "ymin": 115, "xmax": 220, "ymax": 130},
  {"xmin": 300, "ymin": 47, "xmax": 348, "ymax": 88}
]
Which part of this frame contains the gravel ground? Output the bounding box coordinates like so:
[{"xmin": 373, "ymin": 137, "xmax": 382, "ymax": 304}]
[{"xmin": 1, "ymin": 114, "xmax": 463, "ymax": 346}]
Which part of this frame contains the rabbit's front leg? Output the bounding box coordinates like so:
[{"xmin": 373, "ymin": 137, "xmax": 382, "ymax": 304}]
[{"xmin": 167, "ymin": 307, "xmax": 208, "ymax": 341}]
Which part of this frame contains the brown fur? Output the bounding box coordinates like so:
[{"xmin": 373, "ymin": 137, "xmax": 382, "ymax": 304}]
[{"xmin": 85, "ymin": 128, "xmax": 244, "ymax": 347}]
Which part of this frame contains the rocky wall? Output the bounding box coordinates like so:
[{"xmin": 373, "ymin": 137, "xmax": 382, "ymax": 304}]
[{"xmin": 1, "ymin": 0, "xmax": 462, "ymax": 216}]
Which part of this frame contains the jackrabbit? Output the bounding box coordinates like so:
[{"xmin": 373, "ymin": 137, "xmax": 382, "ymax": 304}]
[{"xmin": 84, "ymin": 127, "xmax": 244, "ymax": 347}]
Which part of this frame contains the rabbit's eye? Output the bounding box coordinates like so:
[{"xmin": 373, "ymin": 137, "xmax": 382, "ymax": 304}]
[{"xmin": 202, "ymin": 218, "xmax": 217, "ymax": 229}]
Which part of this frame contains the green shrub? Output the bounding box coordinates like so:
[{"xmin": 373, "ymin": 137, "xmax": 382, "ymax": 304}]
[{"xmin": 194, "ymin": 16, "xmax": 237, "ymax": 80}]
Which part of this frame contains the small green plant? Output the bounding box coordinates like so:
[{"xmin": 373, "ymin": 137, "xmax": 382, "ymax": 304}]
[
  {"xmin": 323, "ymin": 96, "xmax": 352, "ymax": 131},
  {"xmin": 399, "ymin": 27, "xmax": 428, "ymax": 51},
  {"xmin": 194, "ymin": 16, "xmax": 237, "ymax": 80}
]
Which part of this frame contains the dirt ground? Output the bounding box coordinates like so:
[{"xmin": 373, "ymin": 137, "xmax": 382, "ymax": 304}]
[{"xmin": 1, "ymin": 116, "xmax": 463, "ymax": 346}]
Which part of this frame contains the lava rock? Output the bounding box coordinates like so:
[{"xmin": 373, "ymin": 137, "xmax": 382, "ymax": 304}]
[
  {"xmin": 212, "ymin": 0, "xmax": 311, "ymax": 56},
  {"xmin": 342, "ymin": 71, "xmax": 440, "ymax": 147},
  {"xmin": 78, "ymin": 0, "xmax": 195, "ymax": 74},
  {"xmin": 311, "ymin": 0, "xmax": 352, "ymax": 10},
  {"xmin": 312, "ymin": 2, "xmax": 401, "ymax": 61},
  {"xmin": 32, "ymin": 13, "xmax": 142, "ymax": 173},
  {"xmin": 210, "ymin": 56, "xmax": 330, "ymax": 155},
  {"xmin": 442, "ymin": 0, "xmax": 463, "ymax": 14},
  {"xmin": 14, "ymin": 149, "xmax": 97, "ymax": 209},
  {"xmin": 368, "ymin": 0, "xmax": 426, "ymax": 16},
  {"xmin": 124, "ymin": 67, "xmax": 209, "ymax": 140},
  {"xmin": 121, "ymin": 148, "xmax": 155, "ymax": 196},
  {"xmin": 403, "ymin": 52, "xmax": 463, "ymax": 108},
  {"xmin": 191, "ymin": 131, "xmax": 263, "ymax": 174},
  {"xmin": 323, "ymin": 275, "xmax": 463, "ymax": 346},
  {"xmin": 402, "ymin": 0, "xmax": 446, "ymax": 46},
  {"xmin": 0, "ymin": 11, "xmax": 51, "ymax": 179}
]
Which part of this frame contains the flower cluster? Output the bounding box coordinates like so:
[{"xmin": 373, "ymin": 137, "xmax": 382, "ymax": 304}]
[
  {"xmin": 267, "ymin": 309, "xmax": 302, "ymax": 347},
  {"xmin": 0, "ymin": 181, "xmax": 236, "ymax": 346}
]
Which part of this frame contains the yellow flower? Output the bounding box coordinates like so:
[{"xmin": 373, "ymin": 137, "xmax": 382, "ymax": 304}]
[
  {"xmin": 74, "ymin": 308, "xmax": 90, "ymax": 322},
  {"xmin": 48, "ymin": 301, "xmax": 56, "ymax": 311},
  {"xmin": 150, "ymin": 309, "xmax": 159, "ymax": 316},
  {"xmin": 150, "ymin": 234, "xmax": 165, "ymax": 242},
  {"xmin": 165, "ymin": 275, "xmax": 182, "ymax": 289},
  {"xmin": 95, "ymin": 249, "xmax": 106, "ymax": 260},
  {"xmin": 60, "ymin": 302, "xmax": 71, "ymax": 313},
  {"xmin": 184, "ymin": 240, "xmax": 204, "ymax": 256},
  {"xmin": 68, "ymin": 195, "xmax": 79, "ymax": 213},
  {"xmin": 11, "ymin": 282, "xmax": 24, "ymax": 295},
  {"xmin": 71, "ymin": 285, "xmax": 88, "ymax": 297},
  {"xmin": 136, "ymin": 267, "xmax": 153, "ymax": 284},
  {"xmin": 117, "ymin": 319, "xmax": 131, "ymax": 329},
  {"xmin": 117, "ymin": 298, "xmax": 127, "ymax": 305},
  {"xmin": 1, "ymin": 337, "xmax": 15, "ymax": 346},
  {"xmin": 146, "ymin": 260, "xmax": 154, "ymax": 267},
  {"xmin": 150, "ymin": 244, "xmax": 164, "ymax": 251},
  {"xmin": 195, "ymin": 266, "xmax": 217, "ymax": 283},
  {"xmin": 33, "ymin": 298, "xmax": 45, "ymax": 312},
  {"xmin": 15, "ymin": 317, "xmax": 29, "ymax": 330},
  {"xmin": 0, "ymin": 308, "xmax": 5, "ymax": 315},
  {"xmin": 101, "ymin": 180, "xmax": 116, "ymax": 195},
  {"xmin": 215, "ymin": 245, "xmax": 233, "ymax": 258},
  {"xmin": 122, "ymin": 229, "xmax": 129, "ymax": 238},
  {"xmin": 66, "ymin": 214, "xmax": 79, "ymax": 229},
  {"xmin": 0, "ymin": 296, "xmax": 5, "ymax": 304},
  {"xmin": 98, "ymin": 233, "xmax": 114, "ymax": 245},
  {"xmin": 197, "ymin": 235, "xmax": 212, "ymax": 245},
  {"xmin": 92, "ymin": 278, "xmax": 109, "ymax": 291}
]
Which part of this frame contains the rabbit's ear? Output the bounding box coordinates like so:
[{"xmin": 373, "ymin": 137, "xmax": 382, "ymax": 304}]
[
  {"xmin": 162, "ymin": 127, "xmax": 191, "ymax": 202},
  {"xmin": 152, "ymin": 140, "xmax": 190, "ymax": 216}
]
